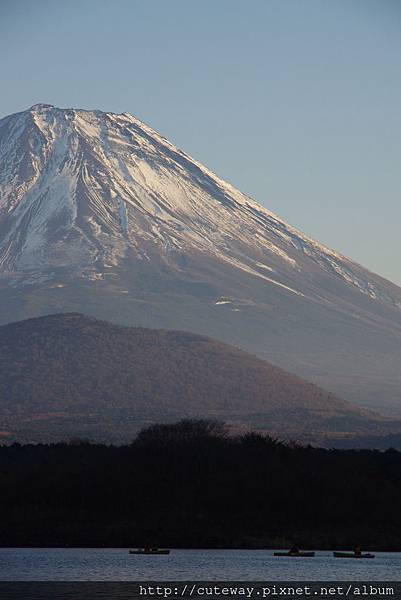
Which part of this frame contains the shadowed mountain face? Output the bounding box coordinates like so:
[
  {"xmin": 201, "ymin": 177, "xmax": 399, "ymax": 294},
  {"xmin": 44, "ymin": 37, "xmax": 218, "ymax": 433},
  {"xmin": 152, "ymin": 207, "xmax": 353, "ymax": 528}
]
[
  {"xmin": 0, "ymin": 313, "xmax": 393, "ymax": 445},
  {"xmin": 0, "ymin": 104, "xmax": 400, "ymax": 414}
]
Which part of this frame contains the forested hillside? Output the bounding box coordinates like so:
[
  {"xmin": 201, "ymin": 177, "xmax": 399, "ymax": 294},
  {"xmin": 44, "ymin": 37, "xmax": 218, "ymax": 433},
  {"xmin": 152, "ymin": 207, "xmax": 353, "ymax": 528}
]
[{"xmin": 0, "ymin": 313, "xmax": 386, "ymax": 444}]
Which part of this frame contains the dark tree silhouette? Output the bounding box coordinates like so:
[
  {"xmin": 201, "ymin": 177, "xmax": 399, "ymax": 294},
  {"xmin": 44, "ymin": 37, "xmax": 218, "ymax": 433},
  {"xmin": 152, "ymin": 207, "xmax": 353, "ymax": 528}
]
[
  {"xmin": 1, "ymin": 421, "xmax": 401, "ymax": 550},
  {"xmin": 135, "ymin": 419, "xmax": 228, "ymax": 445}
]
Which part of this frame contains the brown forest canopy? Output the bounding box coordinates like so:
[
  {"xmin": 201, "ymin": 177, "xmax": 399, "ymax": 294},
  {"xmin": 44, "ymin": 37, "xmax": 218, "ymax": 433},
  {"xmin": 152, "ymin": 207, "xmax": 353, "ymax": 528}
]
[{"xmin": 0, "ymin": 313, "xmax": 393, "ymax": 444}]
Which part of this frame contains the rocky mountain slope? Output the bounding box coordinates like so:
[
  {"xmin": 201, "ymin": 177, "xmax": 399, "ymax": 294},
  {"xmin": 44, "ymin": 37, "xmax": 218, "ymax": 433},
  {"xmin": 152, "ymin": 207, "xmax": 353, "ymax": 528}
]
[{"xmin": 0, "ymin": 104, "xmax": 400, "ymax": 414}]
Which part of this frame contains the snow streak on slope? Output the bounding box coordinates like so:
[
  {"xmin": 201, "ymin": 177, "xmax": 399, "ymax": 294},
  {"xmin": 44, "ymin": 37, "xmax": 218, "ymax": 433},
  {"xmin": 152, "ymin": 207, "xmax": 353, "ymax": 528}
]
[{"xmin": 0, "ymin": 103, "xmax": 400, "ymax": 313}]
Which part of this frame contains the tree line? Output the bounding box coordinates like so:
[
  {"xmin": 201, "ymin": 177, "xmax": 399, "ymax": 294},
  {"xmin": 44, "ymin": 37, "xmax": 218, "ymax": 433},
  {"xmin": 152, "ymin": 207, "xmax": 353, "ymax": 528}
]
[{"xmin": 1, "ymin": 419, "xmax": 400, "ymax": 549}]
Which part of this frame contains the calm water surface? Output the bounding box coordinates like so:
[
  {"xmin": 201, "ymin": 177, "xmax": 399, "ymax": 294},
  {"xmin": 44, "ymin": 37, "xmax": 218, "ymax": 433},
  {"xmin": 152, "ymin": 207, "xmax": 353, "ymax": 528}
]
[{"xmin": 0, "ymin": 549, "xmax": 400, "ymax": 581}]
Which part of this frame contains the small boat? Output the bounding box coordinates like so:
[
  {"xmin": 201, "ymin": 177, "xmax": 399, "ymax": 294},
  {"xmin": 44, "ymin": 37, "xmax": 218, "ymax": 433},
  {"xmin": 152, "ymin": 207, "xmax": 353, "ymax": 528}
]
[
  {"xmin": 333, "ymin": 551, "xmax": 375, "ymax": 559},
  {"xmin": 129, "ymin": 548, "xmax": 170, "ymax": 555},
  {"xmin": 274, "ymin": 551, "xmax": 315, "ymax": 557}
]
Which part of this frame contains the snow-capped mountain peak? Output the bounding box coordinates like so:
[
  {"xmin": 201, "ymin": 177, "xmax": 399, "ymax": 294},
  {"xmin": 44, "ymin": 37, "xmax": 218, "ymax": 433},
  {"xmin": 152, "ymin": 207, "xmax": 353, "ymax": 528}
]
[{"xmin": 0, "ymin": 104, "xmax": 399, "ymax": 309}]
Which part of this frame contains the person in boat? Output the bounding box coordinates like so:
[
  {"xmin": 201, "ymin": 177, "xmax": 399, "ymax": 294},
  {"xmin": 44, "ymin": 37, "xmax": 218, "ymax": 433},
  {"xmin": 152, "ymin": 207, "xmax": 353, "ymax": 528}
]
[
  {"xmin": 290, "ymin": 545, "xmax": 300, "ymax": 554},
  {"xmin": 144, "ymin": 544, "xmax": 151, "ymax": 552},
  {"xmin": 354, "ymin": 545, "xmax": 362, "ymax": 557}
]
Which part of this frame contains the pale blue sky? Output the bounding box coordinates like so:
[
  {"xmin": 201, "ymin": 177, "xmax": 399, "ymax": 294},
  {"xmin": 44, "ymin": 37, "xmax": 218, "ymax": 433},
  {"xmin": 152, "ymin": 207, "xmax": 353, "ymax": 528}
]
[{"xmin": 1, "ymin": 0, "xmax": 400, "ymax": 284}]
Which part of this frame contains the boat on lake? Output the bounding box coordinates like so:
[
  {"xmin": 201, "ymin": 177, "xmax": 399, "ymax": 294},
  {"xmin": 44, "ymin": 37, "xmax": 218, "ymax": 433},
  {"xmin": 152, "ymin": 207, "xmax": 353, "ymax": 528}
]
[
  {"xmin": 129, "ymin": 548, "xmax": 170, "ymax": 555},
  {"xmin": 333, "ymin": 551, "xmax": 374, "ymax": 559}
]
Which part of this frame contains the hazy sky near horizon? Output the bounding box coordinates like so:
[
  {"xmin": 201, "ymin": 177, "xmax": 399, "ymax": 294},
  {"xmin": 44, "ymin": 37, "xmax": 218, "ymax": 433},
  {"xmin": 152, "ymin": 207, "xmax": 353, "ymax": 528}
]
[{"xmin": 1, "ymin": 0, "xmax": 400, "ymax": 284}]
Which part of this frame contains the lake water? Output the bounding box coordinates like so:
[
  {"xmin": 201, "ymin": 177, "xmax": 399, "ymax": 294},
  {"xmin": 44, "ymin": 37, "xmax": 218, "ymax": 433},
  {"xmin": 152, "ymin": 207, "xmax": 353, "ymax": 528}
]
[{"xmin": 0, "ymin": 548, "xmax": 400, "ymax": 581}]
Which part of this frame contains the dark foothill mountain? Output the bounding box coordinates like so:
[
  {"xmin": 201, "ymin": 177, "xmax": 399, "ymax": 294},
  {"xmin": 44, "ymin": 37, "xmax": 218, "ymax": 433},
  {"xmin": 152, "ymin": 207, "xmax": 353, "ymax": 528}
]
[
  {"xmin": 0, "ymin": 313, "xmax": 392, "ymax": 445},
  {"xmin": 0, "ymin": 104, "xmax": 401, "ymax": 416}
]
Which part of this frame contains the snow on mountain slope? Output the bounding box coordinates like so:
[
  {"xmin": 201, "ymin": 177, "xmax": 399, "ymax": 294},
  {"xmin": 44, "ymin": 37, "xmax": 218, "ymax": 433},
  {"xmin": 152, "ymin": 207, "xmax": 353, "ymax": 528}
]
[
  {"xmin": 0, "ymin": 104, "xmax": 401, "ymax": 415},
  {"xmin": 0, "ymin": 103, "xmax": 397, "ymax": 303}
]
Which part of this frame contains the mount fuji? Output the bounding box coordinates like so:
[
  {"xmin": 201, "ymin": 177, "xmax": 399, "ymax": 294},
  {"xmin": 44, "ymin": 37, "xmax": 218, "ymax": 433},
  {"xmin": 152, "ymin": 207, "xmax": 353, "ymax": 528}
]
[{"xmin": 1, "ymin": 103, "xmax": 400, "ymax": 414}]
